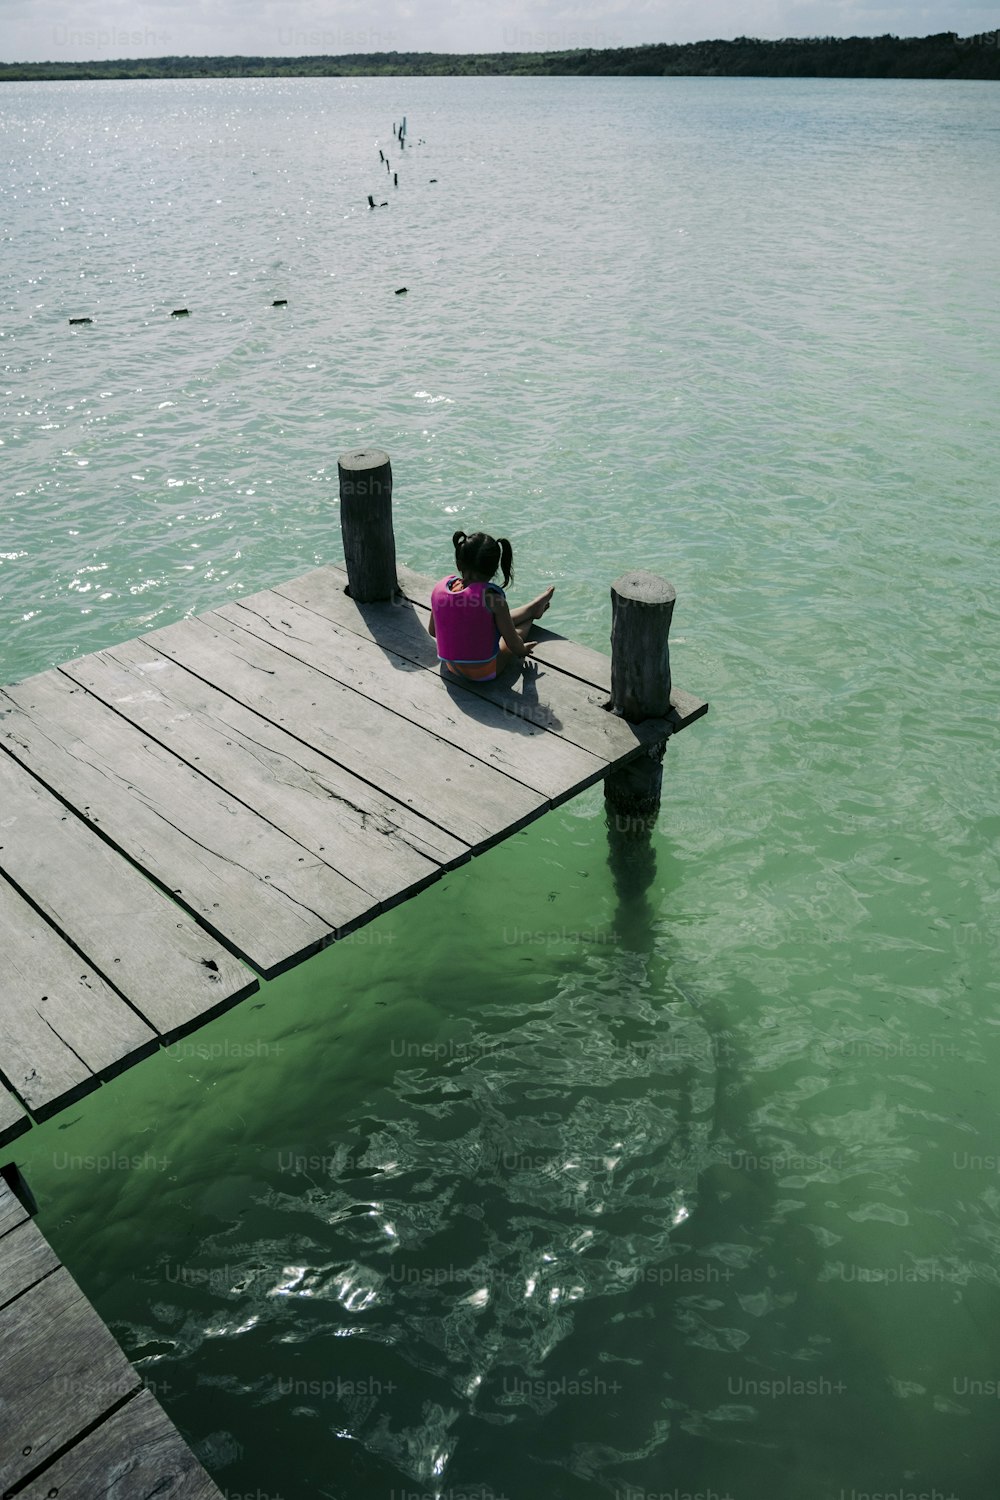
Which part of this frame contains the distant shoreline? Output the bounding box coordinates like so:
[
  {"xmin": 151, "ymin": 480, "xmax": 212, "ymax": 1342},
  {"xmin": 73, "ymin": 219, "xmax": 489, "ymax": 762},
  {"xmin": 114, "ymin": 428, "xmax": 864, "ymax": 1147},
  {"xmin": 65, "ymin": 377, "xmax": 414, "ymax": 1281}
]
[{"xmin": 3, "ymin": 33, "xmax": 1000, "ymax": 82}]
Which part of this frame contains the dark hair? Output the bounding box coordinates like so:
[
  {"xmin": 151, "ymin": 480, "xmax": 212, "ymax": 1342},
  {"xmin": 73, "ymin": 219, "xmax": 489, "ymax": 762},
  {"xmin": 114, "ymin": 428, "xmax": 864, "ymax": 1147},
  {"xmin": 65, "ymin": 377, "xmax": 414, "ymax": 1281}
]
[{"xmin": 452, "ymin": 530, "xmax": 513, "ymax": 588}]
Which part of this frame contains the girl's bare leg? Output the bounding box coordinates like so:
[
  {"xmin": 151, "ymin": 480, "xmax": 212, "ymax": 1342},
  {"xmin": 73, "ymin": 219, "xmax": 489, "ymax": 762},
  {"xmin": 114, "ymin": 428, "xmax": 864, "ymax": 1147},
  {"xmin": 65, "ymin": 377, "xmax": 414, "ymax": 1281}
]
[
  {"xmin": 509, "ymin": 586, "xmax": 555, "ymax": 629},
  {"xmin": 498, "ymin": 588, "xmax": 554, "ymax": 663}
]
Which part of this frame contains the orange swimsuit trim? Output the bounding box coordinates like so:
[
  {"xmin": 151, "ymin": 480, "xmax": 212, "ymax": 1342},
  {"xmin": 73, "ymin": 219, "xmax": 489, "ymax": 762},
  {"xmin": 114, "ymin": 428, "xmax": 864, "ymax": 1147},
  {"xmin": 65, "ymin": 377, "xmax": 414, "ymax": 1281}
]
[{"xmin": 443, "ymin": 658, "xmax": 498, "ymax": 681}]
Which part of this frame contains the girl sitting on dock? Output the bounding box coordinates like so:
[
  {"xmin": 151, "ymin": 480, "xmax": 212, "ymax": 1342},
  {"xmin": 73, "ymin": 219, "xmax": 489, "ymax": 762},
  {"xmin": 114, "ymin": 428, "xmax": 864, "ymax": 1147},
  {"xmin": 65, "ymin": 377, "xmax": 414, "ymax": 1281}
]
[{"xmin": 429, "ymin": 530, "xmax": 554, "ymax": 681}]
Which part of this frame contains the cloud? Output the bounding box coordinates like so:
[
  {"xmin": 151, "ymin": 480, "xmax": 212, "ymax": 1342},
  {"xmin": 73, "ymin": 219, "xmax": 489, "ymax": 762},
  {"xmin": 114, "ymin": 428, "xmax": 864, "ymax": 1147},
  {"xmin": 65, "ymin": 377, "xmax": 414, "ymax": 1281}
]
[{"xmin": 2, "ymin": 0, "xmax": 996, "ymax": 63}]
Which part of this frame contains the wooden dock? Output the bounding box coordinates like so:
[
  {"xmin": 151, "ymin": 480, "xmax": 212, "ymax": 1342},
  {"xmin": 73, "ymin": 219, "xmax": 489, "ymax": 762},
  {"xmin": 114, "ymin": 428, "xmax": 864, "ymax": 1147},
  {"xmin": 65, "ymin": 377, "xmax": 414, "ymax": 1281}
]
[
  {"xmin": 0, "ymin": 558, "xmax": 705, "ymax": 1137},
  {"xmin": 0, "ymin": 1169, "xmax": 223, "ymax": 1497},
  {"xmin": 1, "ymin": 453, "xmax": 707, "ymax": 1498}
]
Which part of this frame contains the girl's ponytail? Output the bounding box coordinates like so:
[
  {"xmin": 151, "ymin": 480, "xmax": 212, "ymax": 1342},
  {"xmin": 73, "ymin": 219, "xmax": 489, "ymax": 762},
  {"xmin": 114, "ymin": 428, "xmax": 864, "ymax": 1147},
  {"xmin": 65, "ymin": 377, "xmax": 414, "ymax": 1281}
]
[{"xmin": 497, "ymin": 538, "xmax": 514, "ymax": 589}]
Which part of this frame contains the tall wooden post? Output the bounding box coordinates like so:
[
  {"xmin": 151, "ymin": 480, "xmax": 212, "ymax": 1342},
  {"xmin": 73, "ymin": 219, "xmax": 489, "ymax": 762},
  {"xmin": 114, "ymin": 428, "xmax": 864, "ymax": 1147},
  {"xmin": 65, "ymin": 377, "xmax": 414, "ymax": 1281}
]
[
  {"xmin": 338, "ymin": 448, "xmax": 397, "ymax": 602},
  {"xmin": 605, "ymin": 570, "xmax": 676, "ymax": 835}
]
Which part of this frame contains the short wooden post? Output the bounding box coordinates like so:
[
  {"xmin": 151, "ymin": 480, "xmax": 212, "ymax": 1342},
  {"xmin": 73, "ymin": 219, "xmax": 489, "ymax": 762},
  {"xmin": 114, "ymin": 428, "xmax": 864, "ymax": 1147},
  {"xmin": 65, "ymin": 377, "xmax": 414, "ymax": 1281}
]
[
  {"xmin": 605, "ymin": 570, "xmax": 676, "ymax": 834},
  {"xmin": 609, "ymin": 569, "xmax": 675, "ymax": 719},
  {"xmin": 338, "ymin": 448, "xmax": 397, "ymax": 602}
]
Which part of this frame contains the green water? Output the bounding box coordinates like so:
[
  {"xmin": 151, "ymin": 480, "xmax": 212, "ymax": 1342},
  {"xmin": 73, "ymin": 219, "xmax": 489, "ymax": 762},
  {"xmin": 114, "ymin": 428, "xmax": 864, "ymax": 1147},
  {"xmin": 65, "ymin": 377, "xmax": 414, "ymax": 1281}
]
[{"xmin": 2, "ymin": 77, "xmax": 999, "ymax": 1499}]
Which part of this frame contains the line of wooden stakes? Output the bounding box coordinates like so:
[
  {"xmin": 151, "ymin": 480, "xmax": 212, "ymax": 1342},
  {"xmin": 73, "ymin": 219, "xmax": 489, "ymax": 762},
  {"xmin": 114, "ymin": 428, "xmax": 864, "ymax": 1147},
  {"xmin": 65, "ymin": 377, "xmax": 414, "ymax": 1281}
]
[
  {"xmin": 69, "ymin": 117, "xmax": 430, "ymax": 324},
  {"xmin": 368, "ymin": 112, "xmax": 432, "ymax": 209},
  {"xmin": 70, "ymin": 299, "xmax": 289, "ymax": 325}
]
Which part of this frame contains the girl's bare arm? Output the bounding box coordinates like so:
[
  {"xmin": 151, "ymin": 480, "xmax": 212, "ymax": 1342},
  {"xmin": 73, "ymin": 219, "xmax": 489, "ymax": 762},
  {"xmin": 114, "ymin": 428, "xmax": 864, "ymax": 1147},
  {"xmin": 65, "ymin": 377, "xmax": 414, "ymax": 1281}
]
[{"xmin": 486, "ymin": 592, "xmax": 534, "ymax": 657}]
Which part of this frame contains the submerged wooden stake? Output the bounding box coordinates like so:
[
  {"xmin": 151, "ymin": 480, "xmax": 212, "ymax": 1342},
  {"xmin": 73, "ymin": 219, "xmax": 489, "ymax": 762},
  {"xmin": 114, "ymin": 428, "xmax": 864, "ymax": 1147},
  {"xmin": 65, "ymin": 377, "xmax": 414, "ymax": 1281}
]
[
  {"xmin": 337, "ymin": 449, "xmax": 397, "ymax": 602},
  {"xmin": 604, "ymin": 569, "xmax": 676, "ymax": 832}
]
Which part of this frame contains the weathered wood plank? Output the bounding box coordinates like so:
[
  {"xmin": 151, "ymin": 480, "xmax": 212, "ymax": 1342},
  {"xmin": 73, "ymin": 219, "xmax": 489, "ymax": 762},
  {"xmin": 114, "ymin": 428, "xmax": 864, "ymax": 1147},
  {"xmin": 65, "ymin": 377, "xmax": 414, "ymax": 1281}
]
[
  {"xmin": 0, "ymin": 1080, "xmax": 29, "ymax": 1149},
  {"xmin": 0, "ymin": 873, "xmax": 157, "ymax": 1118},
  {"xmin": 0, "ymin": 1266, "xmax": 143, "ymax": 1492},
  {"xmin": 0, "ymin": 1194, "xmax": 223, "ymax": 1496},
  {"xmin": 268, "ymin": 567, "xmax": 668, "ymax": 764},
  {"xmin": 393, "ymin": 562, "xmax": 709, "ymax": 728},
  {"xmin": 0, "ymin": 674, "xmax": 379, "ymax": 977},
  {"xmin": 224, "ymin": 589, "xmax": 611, "ymax": 801},
  {"xmin": 0, "ymin": 1216, "xmax": 59, "ymax": 1309},
  {"xmin": 0, "ymin": 1177, "xmax": 29, "ymax": 1237},
  {"xmin": 0, "ymin": 750, "xmax": 258, "ymax": 1040},
  {"xmin": 142, "ymin": 612, "xmax": 547, "ymax": 852},
  {"xmin": 15, "ymin": 1387, "xmax": 225, "ymax": 1500},
  {"xmin": 60, "ymin": 640, "xmax": 464, "ymax": 902},
  {"xmin": 280, "ymin": 562, "xmax": 604, "ymax": 702}
]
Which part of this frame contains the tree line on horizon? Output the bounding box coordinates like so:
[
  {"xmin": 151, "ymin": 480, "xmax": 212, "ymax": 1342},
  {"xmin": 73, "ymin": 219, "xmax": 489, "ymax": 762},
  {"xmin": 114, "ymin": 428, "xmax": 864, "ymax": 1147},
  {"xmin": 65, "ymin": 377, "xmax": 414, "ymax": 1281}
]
[{"xmin": 2, "ymin": 32, "xmax": 1000, "ymax": 82}]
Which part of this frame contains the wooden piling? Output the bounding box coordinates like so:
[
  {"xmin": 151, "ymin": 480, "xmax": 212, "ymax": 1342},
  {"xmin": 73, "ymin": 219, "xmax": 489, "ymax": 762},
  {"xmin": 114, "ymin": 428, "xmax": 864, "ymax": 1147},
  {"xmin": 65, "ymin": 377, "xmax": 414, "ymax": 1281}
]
[
  {"xmin": 609, "ymin": 570, "xmax": 675, "ymax": 719},
  {"xmin": 604, "ymin": 569, "xmax": 677, "ymax": 833},
  {"xmin": 337, "ymin": 449, "xmax": 398, "ymax": 602}
]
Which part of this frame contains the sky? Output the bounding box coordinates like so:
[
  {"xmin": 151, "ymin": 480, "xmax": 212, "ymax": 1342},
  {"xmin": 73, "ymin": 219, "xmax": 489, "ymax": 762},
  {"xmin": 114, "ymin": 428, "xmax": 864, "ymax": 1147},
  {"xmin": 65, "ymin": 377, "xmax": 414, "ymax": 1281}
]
[{"xmin": 2, "ymin": 0, "xmax": 999, "ymax": 64}]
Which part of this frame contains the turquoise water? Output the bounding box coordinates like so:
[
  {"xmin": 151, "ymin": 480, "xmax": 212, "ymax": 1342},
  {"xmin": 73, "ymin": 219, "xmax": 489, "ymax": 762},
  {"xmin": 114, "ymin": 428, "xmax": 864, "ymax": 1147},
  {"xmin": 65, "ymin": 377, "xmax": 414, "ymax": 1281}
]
[{"xmin": 2, "ymin": 76, "xmax": 1000, "ymax": 1499}]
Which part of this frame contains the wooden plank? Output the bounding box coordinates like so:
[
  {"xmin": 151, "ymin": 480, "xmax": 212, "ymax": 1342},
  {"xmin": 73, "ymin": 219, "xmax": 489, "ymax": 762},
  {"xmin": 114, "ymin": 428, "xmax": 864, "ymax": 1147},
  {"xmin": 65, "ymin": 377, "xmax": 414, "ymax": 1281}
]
[
  {"xmin": 59, "ymin": 639, "xmax": 464, "ymax": 902},
  {"xmin": 266, "ymin": 568, "xmax": 668, "ymax": 764},
  {"xmin": 0, "ymin": 750, "xmax": 258, "ymax": 1040},
  {"xmin": 393, "ymin": 562, "xmax": 709, "ymax": 729},
  {"xmin": 0, "ymin": 1265, "xmax": 143, "ymax": 1492},
  {"xmin": 0, "ymin": 674, "xmax": 379, "ymax": 977},
  {"xmin": 0, "ymin": 1217, "xmax": 59, "ymax": 1309},
  {"xmin": 0, "ymin": 1079, "xmax": 29, "ymax": 1149},
  {"xmin": 16, "ymin": 1387, "xmax": 224, "ymax": 1500},
  {"xmin": 142, "ymin": 612, "xmax": 547, "ymax": 852},
  {"xmin": 0, "ymin": 1177, "xmax": 29, "ymax": 1237},
  {"xmin": 0, "ymin": 1198, "xmax": 222, "ymax": 1497},
  {"xmin": 224, "ymin": 589, "xmax": 611, "ymax": 800},
  {"xmin": 0, "ymin": 873, "xmax": 156, "ymax": 1119}
]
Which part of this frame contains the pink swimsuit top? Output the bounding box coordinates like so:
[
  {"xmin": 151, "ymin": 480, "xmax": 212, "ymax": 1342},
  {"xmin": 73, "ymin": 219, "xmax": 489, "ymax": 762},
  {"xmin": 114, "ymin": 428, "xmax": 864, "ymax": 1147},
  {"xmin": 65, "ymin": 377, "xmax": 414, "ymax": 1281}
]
[{"xmin": 431, "ymin": 576, "xmax": 504, "ymax": 663}]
